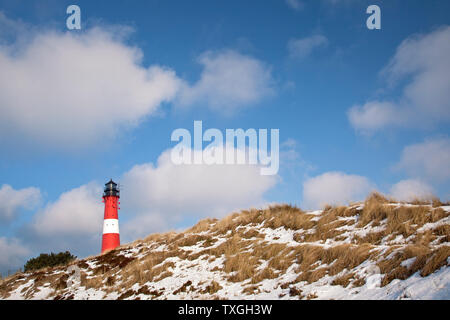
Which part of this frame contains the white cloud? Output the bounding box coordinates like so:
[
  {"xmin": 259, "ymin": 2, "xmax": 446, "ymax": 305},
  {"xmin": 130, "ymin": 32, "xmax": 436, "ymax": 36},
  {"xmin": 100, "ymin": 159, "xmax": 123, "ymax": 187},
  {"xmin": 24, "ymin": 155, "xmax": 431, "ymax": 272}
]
[
  {"xmin": 285, "ymin": 0, "xmax": 304, "ymax": 11},
  {"xmin": 0, "ymin": 237, "xmax": 30, "ymax": 272},
  {"xmin": 177, "ymin": 50, "xmax": 274, "ymax": 112},
  {"xmin": 390, "ymin": 179, "xmax": 434, "ymax": 202},
  {"xmin": 302, "ymin": 171, "xmax": 373, "ymax": 209},
  {"xmin": 347, "ymin": 101, "xmax": 402, "ymax": 133},
  {"xmin": 395, "ymin": 137, "xmax": 450, "ymax": 183},
  {"xmin": 288, "ymin": 34, "xmax": 328, "ymax": 59},
  {"xmin": 348, "ymin": 26, "xmax": 450, "ymax": 132},
  {"xmin": 121, "ymin": 147, "xmax": 278, "ymax": 239},
  {"xmin": 0, "ymin": 14, "xmax": 276, "ymax": 150},
  {"xmin": 0, "ymin": 184, "xmax": 41, "ymax": 221},
  {"xmin": 31, "ymin": 182, "xmax": 103, "ymax": 236},
  {"xmin": 0, "ymin": 182, "xmax": 97, "ymax": 270},
  {"xmin": 0, "ymin": 15, "xmax": 276, "ymax": 149},
  {"xmin": 121, "ymin": 214, "xmax": 171, "ymax": 240},
  {"xmin": 0, "ymin": 26, "xmax": 181, "ymax": 150}
]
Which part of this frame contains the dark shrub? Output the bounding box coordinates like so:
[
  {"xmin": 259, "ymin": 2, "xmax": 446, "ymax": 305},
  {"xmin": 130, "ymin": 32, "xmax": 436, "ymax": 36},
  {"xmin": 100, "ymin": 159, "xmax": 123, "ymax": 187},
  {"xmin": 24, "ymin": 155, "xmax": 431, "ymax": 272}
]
[{"xmin": 24, "ymin": 251, "xmax": 76, "ymax": 272}]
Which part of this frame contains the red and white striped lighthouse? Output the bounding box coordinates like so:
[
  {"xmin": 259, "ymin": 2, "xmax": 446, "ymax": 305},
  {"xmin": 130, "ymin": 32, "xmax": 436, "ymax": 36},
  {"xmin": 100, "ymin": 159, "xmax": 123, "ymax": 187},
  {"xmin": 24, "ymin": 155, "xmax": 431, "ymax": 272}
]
[{"xmin": 101, "ymin": 179, "xmax": 120, "ymax": 253}]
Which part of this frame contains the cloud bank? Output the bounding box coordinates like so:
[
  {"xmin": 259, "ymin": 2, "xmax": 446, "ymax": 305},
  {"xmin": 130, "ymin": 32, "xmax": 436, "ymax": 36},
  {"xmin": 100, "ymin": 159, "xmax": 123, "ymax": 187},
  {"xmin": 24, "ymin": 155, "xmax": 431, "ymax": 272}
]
[
  {"xmin": 394, "ymin": 137, "xmax": 450, "ymax": 183},
  {"xmin": 0, "ymin": 14, "xmax": 274, "ymax": 150},
  {"xmin": 177, "ymin": 50, "xmax": 274, "ymax": 112},
  {"xmin": 0, "ymin": 184, "xmax": 41, "ymax": 222},
  {"xmin": 0, "ymin": 27, "xmax": 181, "ymax": 150},
  {"xmin": 0, "ymin": 237, "xmax": 30, "ymax": 272},
  {"xmin": 390, "ymin": 179, "xmax": 434, "ymax": 202},
  {"xmin": 31, "ymin": 182, "xmax": 103, "ymax": 236},
  {"xmin": 302, "ymin": 171, "xmax": 373, "ymax": 209},
  {"xmin": 348, "ymin": 26, "xmax": 450, "ymax": 133}
]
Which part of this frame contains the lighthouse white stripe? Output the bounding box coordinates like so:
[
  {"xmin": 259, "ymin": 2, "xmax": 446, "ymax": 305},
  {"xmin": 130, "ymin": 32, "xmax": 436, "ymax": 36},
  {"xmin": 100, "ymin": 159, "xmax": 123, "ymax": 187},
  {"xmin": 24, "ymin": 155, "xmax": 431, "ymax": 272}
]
[{"xmin": 103, "ymin": 219, "xmax": 119, "ymax": 234}]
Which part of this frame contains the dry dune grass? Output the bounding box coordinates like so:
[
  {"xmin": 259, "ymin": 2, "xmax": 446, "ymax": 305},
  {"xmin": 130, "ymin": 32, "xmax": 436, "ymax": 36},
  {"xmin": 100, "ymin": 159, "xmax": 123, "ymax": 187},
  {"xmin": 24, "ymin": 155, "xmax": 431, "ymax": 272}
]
[
  {"xmin": 331, "ymin": 272, "xmax": 355, "ymax": 288},
  {"xmin": 1, "ymin": 193, "xmax": 448, "ymax": 299},
  {"xmin": 202, "ymin": 280, "xmax": 222, "ymax": 294},
  {"xmin": 143, "ymin": 231, "xmax": 178, "ymax": 245},
  {"xmin": 187, "ymin": 240, "xmax": 376, "ymax": 287},
  {"xmin": 293, "ymin": 243, "xmax": 374, "ymax": 277},
  {"xmin": 352, "ymin": 193, "xmax": 450, "ymax": 244},
  {"xmin": 239, "ymin": 229, "xmax": 265, "ymax": 239},
  {"xmin": 354, "ymin": 231, "xmax": 385, "ymax": 245},
  {"xmin": 187, "ymin": 218, "xmax": 219, "ymax": 234},
  {"xmin": 177, "ymin": 234, "xmax": 211, "ymax": 247},
  {"xmin": 296, "ymin": 267, "xmax": 328, "ymax": 284},
  {"xmin": 358, "ymin": 193, "xmax": 390, "ymax": 227},
  {"xmin": 79, "ymin": 245, "xmax": 182, "ymax": 294},
  {"xmin": 377, "ymin": 244, "xmax": 450, "ymax": 286},
  {"xmin": 224, "ymin": 253, "xmax": 258, "ymax": 282},
  {"xmin": 251, "ymin": 267, "xmax": 279, "ymax": 284},
  {"xmin": 421, "ymin": 245, "xmax": 450, "ymax": 277},
  {"xmin": 115, "ymin": 197, "xmax": 447, "ymax": 290},
  {"xmin": 262, "ymin": 205, "xmax": 314, "ymax": 230},
  {"xmin": 0, "ymin": 263, "xmax": 77, "ymax": 299},
  {"xmin": 207, "ymin": 205, "xmax": 313, "ymax": 235}
]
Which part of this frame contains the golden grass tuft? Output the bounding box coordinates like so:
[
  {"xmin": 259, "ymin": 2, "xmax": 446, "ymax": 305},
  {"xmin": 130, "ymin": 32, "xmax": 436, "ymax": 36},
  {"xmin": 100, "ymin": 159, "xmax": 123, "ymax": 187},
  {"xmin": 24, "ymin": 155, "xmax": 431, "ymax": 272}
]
[
  {"xmin": 176, "ymin": 234, "xmax": 210, "ymax": 247},
  {"xmin": 421, "ymin": 245, "xmax": 450, "ymax": 277},
  {"xmin": 224, "ymin": 252, "xmax": 257, "ymax": 282},
  {"xmin": 296, "ymin": 267, "xmax": 328, "ymax": 284},
  {"xmin": 187, "ymin": 218, "xmax": 219, "ymax": 233},
  {"xmin": 251, "ymin": 267, "xmax": 278, "ymax": 283},
  {"xmin": 242, "ymin": 285, "xmax": 259, "ymax": 295},
  {"xmin": 354, "ymin": 231, "xmax": 385, "ymax": 245},
  {"xmin": 263, "ymin": 205, "xmax": 313, "ymax": 230},
  {"xmin": 358, "ymin": 194, "xmax": 389, "ymax": 227},
  {"xmin": 202, "ymin": 281, "xmax": 223, "ymax": 294},
  {"xmin": 377, "ymin": 244, "xmax": 450, "ymax": 286},
  {"xmin": 239, "ymin": 229, "xmax": 265, "ymax": 239}
]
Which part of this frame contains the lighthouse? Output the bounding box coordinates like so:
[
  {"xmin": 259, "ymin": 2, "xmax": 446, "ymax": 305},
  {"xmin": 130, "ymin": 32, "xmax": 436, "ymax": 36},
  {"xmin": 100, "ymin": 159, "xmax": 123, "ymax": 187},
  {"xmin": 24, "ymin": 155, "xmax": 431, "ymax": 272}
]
[{"xmin": 101, "ymin": 179, "xmax": 120, "ymax": 253}]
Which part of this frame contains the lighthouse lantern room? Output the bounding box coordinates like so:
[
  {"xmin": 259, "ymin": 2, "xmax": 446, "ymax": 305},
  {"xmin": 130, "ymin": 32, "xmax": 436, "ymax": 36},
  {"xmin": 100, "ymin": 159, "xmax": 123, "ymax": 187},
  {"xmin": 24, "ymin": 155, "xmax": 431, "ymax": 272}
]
[{"xmin": 101, "ymin": 179, "xmax": 120, "ymax": 253}]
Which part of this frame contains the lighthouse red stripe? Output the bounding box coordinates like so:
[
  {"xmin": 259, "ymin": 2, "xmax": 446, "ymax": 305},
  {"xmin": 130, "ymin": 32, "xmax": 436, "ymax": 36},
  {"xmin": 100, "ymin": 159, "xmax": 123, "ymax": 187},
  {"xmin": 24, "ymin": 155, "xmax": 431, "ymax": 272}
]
[
  {"xmin": 103, "ymin": 197, "xmax": 119, "ymax": 219},
  {"xmin": 102, "ymin": 233, "xmax": 120, "ymax": 252}
]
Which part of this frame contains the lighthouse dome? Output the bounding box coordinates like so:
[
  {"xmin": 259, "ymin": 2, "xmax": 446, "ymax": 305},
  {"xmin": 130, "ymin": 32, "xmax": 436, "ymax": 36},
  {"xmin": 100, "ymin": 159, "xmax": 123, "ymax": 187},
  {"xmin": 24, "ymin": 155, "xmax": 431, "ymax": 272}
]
[{"xmin": 104, "ymin": 179, "xmax": 120, "ymax": 197}]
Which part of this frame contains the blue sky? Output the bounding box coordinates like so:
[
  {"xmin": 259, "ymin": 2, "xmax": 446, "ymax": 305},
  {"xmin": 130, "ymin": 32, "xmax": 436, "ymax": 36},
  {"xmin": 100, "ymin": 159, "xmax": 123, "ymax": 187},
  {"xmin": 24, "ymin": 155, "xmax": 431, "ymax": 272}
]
[{"xmin": 0, "ymin": 0, "xmax": 449, "ymax": 274}]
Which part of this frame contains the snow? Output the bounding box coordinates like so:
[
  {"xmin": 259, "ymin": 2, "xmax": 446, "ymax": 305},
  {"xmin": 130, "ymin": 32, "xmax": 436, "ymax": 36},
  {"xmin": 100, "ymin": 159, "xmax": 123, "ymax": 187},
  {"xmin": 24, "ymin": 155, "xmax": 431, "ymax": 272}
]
[
  {"xmin": 4, "ymin": 280, "xmax": 34, "ymax": 300},
  {"xmin": 30, "ymin": 286, "xmax": 53, "ymax": 300},
  {"xmin": 417, "ymin": 216, "xmax": 450, "ymax": 232},
  {"xmin": 401, "ymin": 258, "xmax": 416, "ymax": 269},
  {"xmin": 258, "ymin": 227, "xmax": 296, "ymax": 246}
]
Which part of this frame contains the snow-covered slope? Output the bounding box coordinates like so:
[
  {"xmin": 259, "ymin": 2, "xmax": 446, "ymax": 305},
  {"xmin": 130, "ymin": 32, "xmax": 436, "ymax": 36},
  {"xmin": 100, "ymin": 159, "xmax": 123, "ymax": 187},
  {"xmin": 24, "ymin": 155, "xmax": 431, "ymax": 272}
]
[{"xmin": 1, "ymin": 195, "xmax": 449, "ymax": 300}]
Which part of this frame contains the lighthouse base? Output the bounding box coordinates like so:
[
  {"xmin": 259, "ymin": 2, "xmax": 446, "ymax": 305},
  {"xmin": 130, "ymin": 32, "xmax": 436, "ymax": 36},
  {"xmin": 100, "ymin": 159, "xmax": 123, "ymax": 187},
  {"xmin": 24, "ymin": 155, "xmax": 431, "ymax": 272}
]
[{"xmin": 102, "ymin": 233, "xmax": 120, "ymax": 253}]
